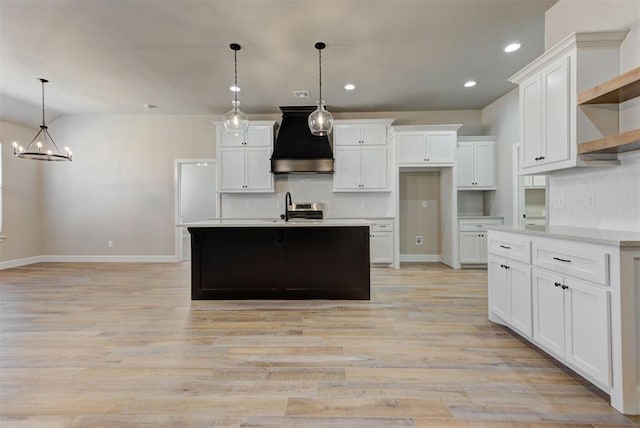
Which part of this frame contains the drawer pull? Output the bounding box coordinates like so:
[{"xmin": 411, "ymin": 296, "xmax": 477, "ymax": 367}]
[
  {"xmin": 553, "ymin": 257, "xmax": 571, "ymax": 263},
  {"xmin": 561, "ymin": 285, "xmax": 569, "ymax": 290},
  {"xmin": 499, "ymin": 245, "xmax": 511, "ymax": 249},
  {"xmin": 554, "ymin": 282, "xmax": 561, "ymax": 287}
]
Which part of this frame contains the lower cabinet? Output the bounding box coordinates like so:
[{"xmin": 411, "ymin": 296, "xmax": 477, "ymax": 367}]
[
  {"xmin": 532, "ymin": 268, "xmax": 611, "ymax": 387},
  {"xmin": 488, "ymin": 255, "xmax": 532, "ymax": 337},
  {"xmin": 370, "ymin": 220, "xmax": 394, "ymax": 264},
  {"xmin": 460, "ymin": 232, "xmax": 488, "ymax": 264}
]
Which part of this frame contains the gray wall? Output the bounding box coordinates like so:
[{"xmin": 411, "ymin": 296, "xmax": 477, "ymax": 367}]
[{"xmin": 0, "ymin": 121, "xmax": 43, "ymax": 263}]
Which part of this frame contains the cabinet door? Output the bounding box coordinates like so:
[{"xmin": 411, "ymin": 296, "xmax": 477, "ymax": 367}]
[
  {"xmin": 334, "ymin": 125, "xmax": 362, "ymax": 146},
  {"xmin": 564, "ymin": 277, "xmax": 611, "ymax": 387},
  {"xmin": 520, "ymin": 75, "xmax": 543, "ymax": 169},
  {"xmin": 246, "ymin": 126, "xmax": 273, "ymax": 147},
  {"xmin": 460, "ymin": 232, "xmax": 482, "ymax": 263},
  {"xmin": 371, "ymin": 232, "xmax": 393, "ymax": 263},
  {"xmin": 245, "ymin": 147, "xmax": 274, "ymax": 191},
  {"xmin": 474, "ymin": 142, "xmax": 496, "ymax": 187},
  {"xmin": 219, "ymin": 131, "xmax": 245, "ymax": 147},
  {"xmin": 532, "ymin": 268, "xmax": 565, "ymax": 358},
  {"xmin": 398, "ymin": 133, "xmax": 426, "ymax": 163},
  {"xmin": 334, "ymin": 146, "xmax": 363, "ymax": 190},
  {"xmin": 217, "ymin": 147, "xmax": 246, "ymax": 191},
  {"xmin": 361, "ymin": 146, "xmax": 388, "ymax": 190},
  {"xmin": 361, "ymin": 125, "xmax": 387, "ymax": 145},
  {"xmin": 488, "ymin": 256, "xmax": 509, "ymax": 320},
  {"xmin": 541, "ymin": 56, "xmax": 570, "ymax": 165},
  {"xmin": 426, "ymin": 131, "xmax": 455, "ymax": 163},
  {"xmin": 456, "ymin": 143, "xmax": 475, "ymax": 187},
  {"xmin": 508, "ymin": 260, "xmax": 532, "ymax": 338}
]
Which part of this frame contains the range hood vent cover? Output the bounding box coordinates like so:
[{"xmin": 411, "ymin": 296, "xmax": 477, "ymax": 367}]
[{"xmin": 271, "ymin": 106, "xmax": 334, "ymax": 174}]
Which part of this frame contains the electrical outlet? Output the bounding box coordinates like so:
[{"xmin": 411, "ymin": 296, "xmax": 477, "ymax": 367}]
[
  {"xmin": 416, "ymin": 236, "xmax": 423, "ymax": 245},
  {"xmin": 552, "ymin": 195, "xmax": 565, "ymax": 208},
  {"xmin": 421, "ymin": 200, "xmax": 428, "ymax": 208},
  {"xmin": 108, "ymin": 241, "xmax": 113, "ymax": 248},
  {"xmin": 585, "ymin": 193, "xmax": 595, "ymax": 208}
]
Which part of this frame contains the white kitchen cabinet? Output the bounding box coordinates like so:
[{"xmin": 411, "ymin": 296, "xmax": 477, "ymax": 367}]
[
  {"xmin": 333, "ymin": 119, "xmax": 393, "ymax": 192},
  {"xmin": 215, "ymin": 121, "xmax": 275, "ymax": 193},
  {"xmin": 334, "ymin": 123, "xmax": 388, "ymax": 146},
  {"xmin": 458, "ymin": 217, "xmax": 503, "ymax": 265},
  {"xmin": 457, "ymin": 137, "xmax": 496, "ymax": 189},
  {"xmin": 509, "ymin": 31, "xmax": 627, "ymax": 174},
  {"xmin": 487, "ymin": 228, "xmax": 636, "ymax": 408},
  {"xmin": 532, "ymin": 268, "xmax": 611, "ymax": 387},
  {"xmin": 370, "ymin": 220, "xmax": 394, "ymax": 264},
  {"xmin": 395, "ymin": 125, "xmax": 461, "ymax": 166},
  {"xmin": 489, "ymin": 256, "xmax": 532, "ymax": 338},
  {"xmin": 523, "ymin": 176, "xmax": 546, "ymax": 188}
]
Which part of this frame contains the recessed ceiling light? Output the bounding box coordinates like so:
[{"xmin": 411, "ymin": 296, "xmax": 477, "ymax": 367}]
[
  {"xmin": 504, "ymin": 43, "xmax": 521, "ymax": 53},
  {"xmin": 464, "ymin": 80, "xmax": 477, "ymax": 88},
  {"xmin": 230, "ymin": 85, "xmax": 241, "ymax": 92},
  {"xmin": 344, "ymin": 83, "xmax": 356, "ymax": 91}
]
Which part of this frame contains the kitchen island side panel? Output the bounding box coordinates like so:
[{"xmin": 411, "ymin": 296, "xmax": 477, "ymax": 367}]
[{"xmin": 189, "ymin": 226, "xmax": 370, "ymax": 299}]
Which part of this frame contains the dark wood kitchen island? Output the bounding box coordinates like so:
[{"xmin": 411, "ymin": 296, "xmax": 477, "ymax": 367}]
[{"xmin": 184, "ymin": 219, "xmax": 371, "ymax": 300}]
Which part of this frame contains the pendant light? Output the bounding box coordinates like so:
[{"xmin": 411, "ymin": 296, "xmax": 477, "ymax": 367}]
[
  {"xmin": 308, "ymin": 42, "xmax": 334, "ymax": 136},
  {"xmin": 12, "ymin": 78, "xmax": 72, "ymax": 161},
  {"xmin": 223, "ymin": 43, "xmax": 249, "ymax": 135}
]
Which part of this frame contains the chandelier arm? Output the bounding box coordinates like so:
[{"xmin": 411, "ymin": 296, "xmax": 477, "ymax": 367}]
[{"xmin": 44, "ymin": 128, "xmax": 63, "ymax": 153}]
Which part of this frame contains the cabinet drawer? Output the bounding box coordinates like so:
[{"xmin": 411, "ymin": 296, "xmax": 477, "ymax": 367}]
[
  {"xmin": 488, "ymin": 232, "xmax": 531, "ymax": 264},
  {"xmin": 459, "ymin": 218, "xmax": 503, "ymax": 231},
  {"xmin": 371, "ymin": 220, "xmax": 394, "ymax": 232},
  {"xmin": 532, "ymin": 240, "xmax": 609, "ymax": 285}
]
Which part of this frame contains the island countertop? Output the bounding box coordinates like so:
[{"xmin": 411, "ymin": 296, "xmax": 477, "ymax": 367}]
[{"xmin": 178, "ymin": 218, "xmax": 374, "ymax": 228}]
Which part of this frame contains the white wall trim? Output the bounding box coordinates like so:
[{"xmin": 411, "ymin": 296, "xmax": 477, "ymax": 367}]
[
  {"xmin": 42, "ymin": 255, "xmax": 180, "ymax": 263},
  {"xmin": 400, "ymin": 254, "xmax": 442, "ymax": 263},
  {"xmin": 0, "ymin": 256, "xmax": 43, "ymax": 270},
  {"xmin": 0, "ymin": 255, "xmax": 179, "ymax": 269}
]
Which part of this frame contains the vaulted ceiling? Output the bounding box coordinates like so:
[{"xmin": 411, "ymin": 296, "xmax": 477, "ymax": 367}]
[{"xmin": 0, "ymin": 0, "xmax": 556, "ymax": 127}]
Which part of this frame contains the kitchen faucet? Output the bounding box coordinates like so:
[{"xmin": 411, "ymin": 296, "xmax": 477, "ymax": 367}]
[{"xmin": 284, "ymin": 191, "xmax": 292, "ymax": 222}]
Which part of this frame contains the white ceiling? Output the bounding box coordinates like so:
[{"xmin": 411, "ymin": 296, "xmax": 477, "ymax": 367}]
[{"xmin": 0, "ymin": 0, "xmax": 557, "ymax": 127}]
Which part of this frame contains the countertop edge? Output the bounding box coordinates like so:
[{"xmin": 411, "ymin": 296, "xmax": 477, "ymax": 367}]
[{"xmin": 486, "ymin": 225, "xmax": 640, "ymax": 247}]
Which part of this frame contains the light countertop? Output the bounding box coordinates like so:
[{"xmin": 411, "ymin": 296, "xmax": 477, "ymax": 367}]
[
  {"xmin": 178, "ymin": 218, "xmax": 374, "ymax": 228},
  {"xmin": 458, "ymin": 216, "xmax": 504, "ymax": 220},
  {"xmin": 486, "ymin": 224, "xmax": 640, "ymax": 247}
]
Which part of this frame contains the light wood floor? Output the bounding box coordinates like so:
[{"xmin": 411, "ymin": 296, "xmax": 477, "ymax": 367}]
[{"xmin": 1, "ymin": 262, "xmax": 639, "ymax": 428}]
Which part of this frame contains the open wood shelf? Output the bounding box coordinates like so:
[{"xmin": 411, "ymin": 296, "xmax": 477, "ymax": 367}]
[
  {"xmin": 578, "ymin": 128, "xmax": 640, "ymax": 155},
  {"xmin": 578, "ymin": 66, "xmax": 640, "ymax": 105}
]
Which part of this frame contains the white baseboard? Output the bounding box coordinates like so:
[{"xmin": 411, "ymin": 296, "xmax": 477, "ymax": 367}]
[
  {"xmin": 0, "ymin": 254, "xmax": 179, "ymax": 270},
  {"xmin": 0, "ymin": 256, "xmax": 43, "ymax": 270},
  {"xmin": 399, "ymin": 254, "xmax": 442, "ymax": 263}
]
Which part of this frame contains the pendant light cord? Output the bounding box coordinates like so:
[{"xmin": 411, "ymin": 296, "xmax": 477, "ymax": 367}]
[
  {"xmin": 234, "ymin": 49, "xmax": 239, "ymax": 104},
  {"xmin": 318, "ymin": 47, "xmax": 322, "ymax": 101},
  {"xmin": 41, "ymin": 79, "xmax": 46, "ymax": 127}
]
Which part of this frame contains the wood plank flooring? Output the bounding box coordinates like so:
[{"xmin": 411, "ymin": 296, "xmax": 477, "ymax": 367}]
[{"xmin": 1, "ymin": 262, "xmax": 639, "ymax": 427}]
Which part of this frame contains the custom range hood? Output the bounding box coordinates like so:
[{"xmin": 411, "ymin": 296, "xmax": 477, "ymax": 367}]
[{"xmin": 271, "ymin": 106, "xmax": 334, "ymax": 174}]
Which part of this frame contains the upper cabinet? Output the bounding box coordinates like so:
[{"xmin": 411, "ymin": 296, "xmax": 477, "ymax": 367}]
[
  {"xmin": 457, "ymin": 137, "xmax": 496, "ymax": 190},
  {"xmin": 509, "ymin": 31, "xmax": 628, "ymax": 175},
  {"xmin": 395, "ymin": 124, "xmax": 461, "ymax": 167},
  {"xmin": 333, "ymin": 119, "xmax": 394, "ymax": 192},
  {"xmin": 214, "ymin": 121, "xmax": 276, "ymax": 193}
]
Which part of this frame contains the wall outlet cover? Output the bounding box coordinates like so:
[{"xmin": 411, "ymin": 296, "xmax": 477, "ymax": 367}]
[{"xmin": 416, "ymin": 236, "xmax": 423, "ymax": 245}]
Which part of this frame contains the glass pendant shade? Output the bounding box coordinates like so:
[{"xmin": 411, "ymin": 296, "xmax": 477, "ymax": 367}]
[
  {"xmin": 223, "ymin": 43, "xmax": 249, "ymax": 135},
  {"xmin": 308, "ymin": 99, "xmax": 333, "ymax": 136},
  {"xmin": 13, "ymin": 78, "xmax": 72, "ymax": 161},
  {"xmin": 223, "ymin": 100, "xmax": 249, "ymax": 135},
  {"xmin": 309, "ymin": 42, "xmax": 334, "ymax": 136}
]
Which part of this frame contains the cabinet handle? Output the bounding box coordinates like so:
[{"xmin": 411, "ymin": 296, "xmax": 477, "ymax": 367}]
[
  {"xmin": 504, "ymin": 265, "xmax": 510, "ymax": 270},
  {"xmin": 540, "ymin": 156, "xmax": 545, "ymax": 160},
  {"xmin": 561, "ymin": 285, "xmax": 569, "ymax": 290},
  {"xmin": 499, "ymin": 245, "xmax": 511, "ymax": 249},
  {"xmin": 554, "ymin": 282, "xmax": 561, "ymax": 287},
  {"xmin": 500, "ymin": 264, "xmax": 505, "ymax": 269},
  {"xmin": 553, "ymin": 257, "xmax": 571, "ymax": 263}
]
